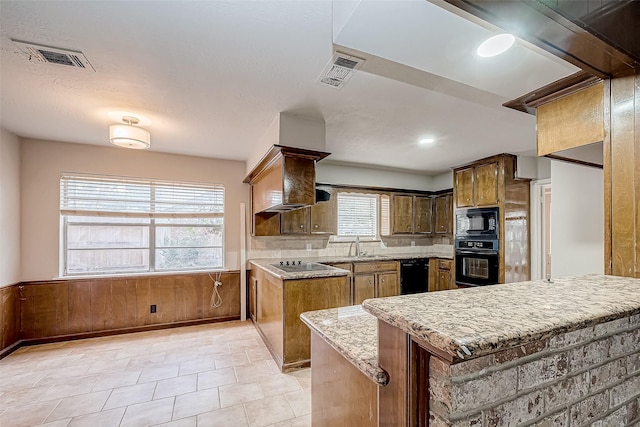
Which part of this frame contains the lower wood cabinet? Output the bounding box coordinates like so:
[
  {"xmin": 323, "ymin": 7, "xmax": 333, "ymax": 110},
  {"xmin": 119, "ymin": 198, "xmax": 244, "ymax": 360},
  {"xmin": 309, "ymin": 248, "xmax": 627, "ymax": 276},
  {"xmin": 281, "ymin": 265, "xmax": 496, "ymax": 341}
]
[
  {"xmin": 428, "ymin": 259, "xmax": 455, "ymax": 292},
  {"xmin": 353, "ymin": 261, "xmax": 399, "ymax": 305},
  {"xmin": 249, "ymin": 266, "xmax": 350, "ymax": 372}
]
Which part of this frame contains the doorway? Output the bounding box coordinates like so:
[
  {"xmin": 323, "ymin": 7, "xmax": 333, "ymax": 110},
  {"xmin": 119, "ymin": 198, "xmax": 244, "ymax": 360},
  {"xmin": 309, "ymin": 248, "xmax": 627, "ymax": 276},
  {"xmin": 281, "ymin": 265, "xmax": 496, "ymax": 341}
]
[{"xmin": 531, "ymin": 179, "xmax": 551, "ymax": 280}]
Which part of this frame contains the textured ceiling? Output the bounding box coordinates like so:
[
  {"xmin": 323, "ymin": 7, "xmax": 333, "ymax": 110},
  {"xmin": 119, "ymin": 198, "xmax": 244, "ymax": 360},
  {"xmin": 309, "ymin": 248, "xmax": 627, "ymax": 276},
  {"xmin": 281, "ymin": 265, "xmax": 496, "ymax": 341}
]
[{"xmin": 0, "ymin": 0, "xmax": 579, "ymax": 174}]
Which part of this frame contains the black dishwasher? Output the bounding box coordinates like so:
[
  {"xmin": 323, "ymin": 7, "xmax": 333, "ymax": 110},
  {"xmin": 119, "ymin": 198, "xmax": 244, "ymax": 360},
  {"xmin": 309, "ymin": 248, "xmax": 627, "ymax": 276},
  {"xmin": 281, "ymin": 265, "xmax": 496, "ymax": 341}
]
[{"xmin": 400, "ymin": 259, "xmax": 429, "ymax": 295}]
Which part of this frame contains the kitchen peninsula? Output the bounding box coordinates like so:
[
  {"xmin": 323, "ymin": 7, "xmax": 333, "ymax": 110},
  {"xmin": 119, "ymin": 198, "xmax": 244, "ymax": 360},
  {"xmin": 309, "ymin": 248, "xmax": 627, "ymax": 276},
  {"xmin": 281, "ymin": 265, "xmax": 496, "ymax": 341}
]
[
  {"xmin": 302, "ymin": 275, "xmax": 640, "ymax": 426},
  {"xmin": 248, "ymin": 248, "xmax": 453, "ymax": 372}
]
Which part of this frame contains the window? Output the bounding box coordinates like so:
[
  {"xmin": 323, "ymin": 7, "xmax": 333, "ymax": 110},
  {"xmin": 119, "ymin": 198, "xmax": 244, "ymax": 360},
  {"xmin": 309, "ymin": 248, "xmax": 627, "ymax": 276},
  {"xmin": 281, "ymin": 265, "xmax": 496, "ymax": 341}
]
[
  {"xmin": 337, "ymin": 192, "xmax": 378, "ymax": 237},
  {"xmin": 60, "ymin": 174, "xmax": 224, "ymax": 276}
]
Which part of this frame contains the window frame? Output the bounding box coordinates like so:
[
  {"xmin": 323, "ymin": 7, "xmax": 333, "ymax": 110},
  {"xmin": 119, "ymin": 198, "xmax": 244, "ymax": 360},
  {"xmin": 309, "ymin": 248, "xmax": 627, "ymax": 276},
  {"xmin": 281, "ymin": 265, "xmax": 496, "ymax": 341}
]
[{"xmin": 60, "ymin": 173, "xmax": 225, "ymax": 277}]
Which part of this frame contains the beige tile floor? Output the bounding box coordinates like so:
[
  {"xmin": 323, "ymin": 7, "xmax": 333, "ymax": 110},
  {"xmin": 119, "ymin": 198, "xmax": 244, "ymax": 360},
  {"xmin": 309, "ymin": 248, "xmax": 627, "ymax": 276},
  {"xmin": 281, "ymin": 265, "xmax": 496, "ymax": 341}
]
[{"xmin": 0, "ymin": 321, "xmax": 311, "ymax": 427}]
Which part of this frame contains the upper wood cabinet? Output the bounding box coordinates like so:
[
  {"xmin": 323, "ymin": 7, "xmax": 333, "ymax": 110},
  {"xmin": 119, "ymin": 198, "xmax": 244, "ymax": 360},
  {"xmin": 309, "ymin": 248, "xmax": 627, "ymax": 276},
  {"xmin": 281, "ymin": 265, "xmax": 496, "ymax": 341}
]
[
  {"xmin": 392, "ymin": 195, "xmax": 434, "ymax": 235},
  {"xmin": 281, "ymin": 208, "xmax": 308, "ymax": 235},
  {"xmin": 454, "ymin": 161, "xmax": 499, "ymax": 208},
  {"xmin": 414, "ymin": 197, "xmax": 433, "ymax": 234},
  {"xmin": 455, "ymin": 167, "xmax": 474, "ymax": 208},
  {"xmin": 309, "ymin": 195, "xmax": 336, "ymax": 235},
  {"xmin": 474, "ymin": 162, "xmax": 499, "ymax": 206},
  {"xmin": 434, "ymin": 192, "xmax": 453, "ymax": 234},
  {"xmin": 392, "ymin": 195, "xmax": 414, "ymax": 234}
]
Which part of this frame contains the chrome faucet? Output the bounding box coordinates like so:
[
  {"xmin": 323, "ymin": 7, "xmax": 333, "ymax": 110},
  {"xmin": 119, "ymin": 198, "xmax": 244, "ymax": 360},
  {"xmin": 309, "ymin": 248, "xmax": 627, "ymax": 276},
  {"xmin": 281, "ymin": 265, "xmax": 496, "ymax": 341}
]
[{"xmin": 355, "ymin": 235, "xmax": 366, "ymax": 257}]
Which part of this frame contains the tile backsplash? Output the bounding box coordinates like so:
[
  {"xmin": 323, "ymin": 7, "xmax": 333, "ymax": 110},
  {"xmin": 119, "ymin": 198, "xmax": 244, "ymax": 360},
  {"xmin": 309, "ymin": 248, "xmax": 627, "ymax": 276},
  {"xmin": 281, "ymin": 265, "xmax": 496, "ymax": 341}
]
[{"xmin": 249, "ymin": 235, "xmax": 453, "ymax": 260}]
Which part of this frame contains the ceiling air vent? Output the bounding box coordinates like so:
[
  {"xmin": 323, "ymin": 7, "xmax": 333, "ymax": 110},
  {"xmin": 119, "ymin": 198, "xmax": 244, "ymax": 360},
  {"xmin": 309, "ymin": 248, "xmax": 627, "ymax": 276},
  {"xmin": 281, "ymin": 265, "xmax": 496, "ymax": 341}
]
[
  {"xmin": 317, "ymin": 52, "xmax": 365, "ymax": 89},
  {"xmin": 12, "ymin": 39, "xmax": 95, "ymax": 71}
]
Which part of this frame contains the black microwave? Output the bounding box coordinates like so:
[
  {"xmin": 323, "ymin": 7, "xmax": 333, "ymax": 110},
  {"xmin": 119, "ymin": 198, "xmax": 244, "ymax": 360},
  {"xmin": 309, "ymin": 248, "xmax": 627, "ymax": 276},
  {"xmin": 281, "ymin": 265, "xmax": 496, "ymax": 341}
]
[{"xmin": 455, "ymin": 207, "xmax": 499, "ymax": 238}]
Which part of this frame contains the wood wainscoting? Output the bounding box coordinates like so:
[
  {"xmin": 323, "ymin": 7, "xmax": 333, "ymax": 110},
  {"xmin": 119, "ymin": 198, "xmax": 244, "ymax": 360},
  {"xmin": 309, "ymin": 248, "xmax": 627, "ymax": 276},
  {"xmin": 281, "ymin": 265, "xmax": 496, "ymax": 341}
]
[
  {"xmin": 0, "ymin": 284, "xmax": 21, "ymax": 357},
  {"xmin": 0, "ymin": 271, "xmax": 240, "ymax": 358}
]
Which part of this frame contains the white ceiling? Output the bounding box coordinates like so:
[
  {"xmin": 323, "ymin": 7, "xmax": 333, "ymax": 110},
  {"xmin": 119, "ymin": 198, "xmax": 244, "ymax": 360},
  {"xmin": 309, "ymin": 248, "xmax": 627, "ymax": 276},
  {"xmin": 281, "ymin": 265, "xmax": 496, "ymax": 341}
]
[{"xmin": 0, "ymin": 0, "xmax": 580, "ymax": 174}]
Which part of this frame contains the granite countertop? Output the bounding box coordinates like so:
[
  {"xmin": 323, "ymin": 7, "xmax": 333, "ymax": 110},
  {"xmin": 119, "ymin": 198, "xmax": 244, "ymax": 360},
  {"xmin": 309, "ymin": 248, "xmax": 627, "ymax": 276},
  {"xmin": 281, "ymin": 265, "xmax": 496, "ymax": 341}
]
[
  {"xmin": 363, "ymin": 274, "xmax": 640, "ymax": 362},
  {"xmin": 249, "ymin": 260, "xmax": 350, "ymax": 280},
  {"xmin": 249, "ymin": 250, "xmax": 453, "ymax": 280},
  {"xmin": 300, "ymin": 305, "xmax": 389, "ymax": 386}
]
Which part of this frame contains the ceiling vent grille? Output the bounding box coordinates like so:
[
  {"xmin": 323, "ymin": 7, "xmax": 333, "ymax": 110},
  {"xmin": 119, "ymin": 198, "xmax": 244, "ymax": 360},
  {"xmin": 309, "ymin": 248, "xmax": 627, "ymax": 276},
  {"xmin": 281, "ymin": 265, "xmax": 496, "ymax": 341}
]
[
  {"xmin": 317, "ymin": 52, "xmax": 365, "ymax": 89},
  {"xmin": 12, "ymin": 39, "xmax": 95, "ymax": 71}
]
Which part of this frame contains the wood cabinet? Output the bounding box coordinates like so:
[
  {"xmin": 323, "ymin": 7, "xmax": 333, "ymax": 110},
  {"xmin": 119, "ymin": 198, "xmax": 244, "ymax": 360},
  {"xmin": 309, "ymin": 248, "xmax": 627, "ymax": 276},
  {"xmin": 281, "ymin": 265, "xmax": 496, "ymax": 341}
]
[
  {"xmin": 257, "ymin": 187, "xmax": 336, "ymax": 236},
  {"xmin": 249, "ymin": 274, "xmax": 258, "ymax": 321},
  {"xmin": 414, "ymin": 196, "xmax": 433, "ymax": 234},
  {"xmin": 281, "ymin": 208, "xmax": 308, "ymax": 234},
  {"xmin": 428, "ymin": 259, "xmax": 454, "ymax": 292},
  {"xmin": 250, "ymin": 266, "xmax": 350, "ymax": 372},
  {"xmin": 454, "ymin": 161, "xmax": 499, "ymax": 208},
  {"xmin": 392, "ymin": 195, "xmax": 433, "ymax": 235},
  {"xmin": 453, "ymin": 154, "xmax": 531, "ymax": 285},
  {"xmin": 353, "ymin": 261, "xmax": 399, "ymax": 305},
  {"xmin": 392, "ymin": 195, "xmax": 414, "ymax": 234},
  {"xmin": 434, "ymin": 192, "xmax": 453, "ymax": 234}
]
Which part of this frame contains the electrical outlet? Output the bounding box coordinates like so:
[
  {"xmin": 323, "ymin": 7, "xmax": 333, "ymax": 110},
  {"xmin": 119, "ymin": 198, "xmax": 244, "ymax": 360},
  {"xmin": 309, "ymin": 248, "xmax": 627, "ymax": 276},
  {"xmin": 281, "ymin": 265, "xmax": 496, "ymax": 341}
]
[
  {"xmin": 411, "ymin": 241, "xmax": 415, "ymax": 247},
  {"xmin": 150, "ymin": 304, "xmax": 156, "ymax": 313}
]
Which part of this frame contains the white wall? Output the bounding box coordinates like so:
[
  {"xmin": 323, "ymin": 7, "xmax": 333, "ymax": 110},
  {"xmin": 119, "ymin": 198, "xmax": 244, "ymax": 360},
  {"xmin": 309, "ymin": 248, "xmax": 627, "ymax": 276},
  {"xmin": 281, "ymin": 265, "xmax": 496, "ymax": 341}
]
[
  {"xmin": 316, "ymin": 162, "xmax": 436, "ymax": 191},
  {"xmin": 0, "ymin": 129, "xmax": 21, "ymax": 286},
  {"xmin": 550, "ymin": 160, "xmax": 604, "ymax": 277},
  {"xmin": 21, "ymin": 139, "xmax": 248, "ymax": 281}
]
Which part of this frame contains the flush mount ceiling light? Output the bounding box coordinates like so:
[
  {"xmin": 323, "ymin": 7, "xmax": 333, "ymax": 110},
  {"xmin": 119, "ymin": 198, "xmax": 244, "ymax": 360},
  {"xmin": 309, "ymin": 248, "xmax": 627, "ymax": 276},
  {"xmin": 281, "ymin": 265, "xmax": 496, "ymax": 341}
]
[
  {"xmin": 477, "ymin": 34, "xmax": 516, "ymax": 58},
  {"xmin": 109, "ymin": 116, "xmax": 150, "ymax": 149},
  {"xmin": 419, "ymin": 138, "xmax": 435, "ymax": 144}
]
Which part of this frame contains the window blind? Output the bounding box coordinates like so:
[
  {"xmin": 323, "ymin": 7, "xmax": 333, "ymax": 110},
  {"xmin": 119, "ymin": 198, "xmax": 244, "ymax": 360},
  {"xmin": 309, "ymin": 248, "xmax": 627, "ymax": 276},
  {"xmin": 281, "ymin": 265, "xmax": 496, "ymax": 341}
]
[
  {"xmin": 60, "ymin": 174, "xmax": 224, "ymax": 218},
  {"xmin": 337, "ymin": 192, "xmax": 378, "ymax": 237}
]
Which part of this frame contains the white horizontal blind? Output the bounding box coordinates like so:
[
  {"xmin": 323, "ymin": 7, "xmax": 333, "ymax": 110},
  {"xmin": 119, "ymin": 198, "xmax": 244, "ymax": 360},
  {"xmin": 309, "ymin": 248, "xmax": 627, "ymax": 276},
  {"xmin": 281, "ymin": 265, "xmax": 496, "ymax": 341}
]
[
  {"xmin": 380, "ymin": 195, "xmax": 390, "ymax": 236},
  {"xmin": 337, "ymin": 192, "xmax": 378, "ymax": 237},
  {"xmin": 60, "ymin": 174, "xmax": 224, "ymax": 218}
]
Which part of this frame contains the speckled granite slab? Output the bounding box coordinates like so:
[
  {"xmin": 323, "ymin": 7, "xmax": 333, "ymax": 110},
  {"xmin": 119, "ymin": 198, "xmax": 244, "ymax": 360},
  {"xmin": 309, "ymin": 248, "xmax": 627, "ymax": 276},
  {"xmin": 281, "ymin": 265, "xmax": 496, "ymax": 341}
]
[
  {"xmin": 363, "ymin": 274, "xmax": 640, "ymax": 361},
  {"xmin": 300, "ymin": 305, "xmax": 389, "ymax": 386},
  {"xmin": 249, "ymin": 260, "xmax": 350, "ymax": 280},
  {"xmin": 249, "ymin": 250, "xmax": 453, "ymax": 280}
]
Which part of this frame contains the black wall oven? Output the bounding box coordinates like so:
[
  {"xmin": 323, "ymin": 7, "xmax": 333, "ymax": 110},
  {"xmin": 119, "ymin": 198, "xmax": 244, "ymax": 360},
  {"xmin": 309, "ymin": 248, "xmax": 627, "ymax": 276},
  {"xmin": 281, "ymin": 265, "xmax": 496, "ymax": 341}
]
[
  {"xmin": 455, "ymin": 240, "xmax": 499, "ymax": 287},
  {"xmin": 455, "ymin": 207, "xmax": 500, "ymax": 287}
]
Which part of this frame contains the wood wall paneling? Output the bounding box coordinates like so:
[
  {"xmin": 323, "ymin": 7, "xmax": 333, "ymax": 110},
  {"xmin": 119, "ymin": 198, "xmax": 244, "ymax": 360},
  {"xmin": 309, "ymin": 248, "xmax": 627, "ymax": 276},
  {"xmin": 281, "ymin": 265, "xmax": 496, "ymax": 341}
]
[
  {"xmin": 0, "ymin": 285, "xmax": 20, "ymax": 353},
  {"xmin": 610, "ymin": 76, "xmax": 638, "ymax": 277},
  {"xmin": 537, "ymin": 82, "xmax": 605, "ymax": 156}
]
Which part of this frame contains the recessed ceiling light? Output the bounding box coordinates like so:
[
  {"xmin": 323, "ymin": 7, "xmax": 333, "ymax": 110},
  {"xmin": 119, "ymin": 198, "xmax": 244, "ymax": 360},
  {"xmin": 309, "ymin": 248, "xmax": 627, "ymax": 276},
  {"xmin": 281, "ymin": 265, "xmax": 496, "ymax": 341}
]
[
  {"xmin": 477, "ymin": 34, "xmax": 515, "ymax": 58},
  {"xmin": 419, "ymin": 138, "xmax": 435, "ymax": 144}
]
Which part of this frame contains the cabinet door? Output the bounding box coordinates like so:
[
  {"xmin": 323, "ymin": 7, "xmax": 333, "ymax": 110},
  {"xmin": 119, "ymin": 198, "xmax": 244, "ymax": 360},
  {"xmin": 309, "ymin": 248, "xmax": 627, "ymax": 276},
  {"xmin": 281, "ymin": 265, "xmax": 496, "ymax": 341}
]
[
  {"xmin": 414, "ymin": 196, "xmax": 433, "ymax": 234},
  {"xmin": 455, "ymin": 168, "xmax": 474, "ymax": 208},
  {"xmin": 310, "ymin": 198, "xmax": 335, "ymax": 235},
  {"xmin": 281, "ymin": 208, "xmax": 308, "ymax": 234},
  {"xmin": 249, "ymin": 275, "xmax": 258, "ymax": 321},
  {"xmin": 434, "ymin": 194, "xmax": 451, "ymax": 234},
  {"xmin": 353, "ymin": 275, "xmax": 375, "ymax": 305},
  {"xmin": 438, "ymin": 270, "xmax": 451, "ymax": 291},
  {"xmin": 474, "ymin": 162, "xmax": 499, "ymax": 206},
  {"xmin": 376, "ymin": 272, "xmax": 399, "ymax": 298},
  {"xmin": 392, "ymin": 195, "xmax": 414, "ymax": 234}
]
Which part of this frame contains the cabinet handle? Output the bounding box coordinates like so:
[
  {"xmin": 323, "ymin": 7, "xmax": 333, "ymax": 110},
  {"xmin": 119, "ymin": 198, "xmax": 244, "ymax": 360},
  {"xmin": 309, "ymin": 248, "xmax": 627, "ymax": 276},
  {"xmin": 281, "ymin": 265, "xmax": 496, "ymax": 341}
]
[
  {"xmin": 381, "ymin": 278, "xmax": 385, "ymax": 283},
  {"xmin": 417, "ymin": 225, "xmax": 420, "ymax": 229},
  {"xmin": 481, "ymin": 196, "xmax": 484, "ymax": 199},
  {"xmin": 466, "ymin": 198, "xmax": 470, "ymax": 201},
  {"xmin": 314, "ymin": 224, "xmax": 319, "ymax": 229},
  {"xmin": 299, "ymin": 224, "xmax": 304, "ymax": 229}
]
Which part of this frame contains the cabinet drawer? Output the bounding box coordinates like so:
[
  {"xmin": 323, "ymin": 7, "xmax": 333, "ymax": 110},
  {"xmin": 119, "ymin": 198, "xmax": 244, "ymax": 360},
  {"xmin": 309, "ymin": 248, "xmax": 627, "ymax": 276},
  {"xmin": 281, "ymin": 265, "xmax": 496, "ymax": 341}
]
[
  {"xmin": 353, "ymin": 261, "xmax": 398, "ymax": 274},
  {"xmin": 329, "ymin": 263, "xmax": 353, "ymax": 272},
  {"xmin": 438, "ymin": 260, "xmax": 452, "ymax": 271}
]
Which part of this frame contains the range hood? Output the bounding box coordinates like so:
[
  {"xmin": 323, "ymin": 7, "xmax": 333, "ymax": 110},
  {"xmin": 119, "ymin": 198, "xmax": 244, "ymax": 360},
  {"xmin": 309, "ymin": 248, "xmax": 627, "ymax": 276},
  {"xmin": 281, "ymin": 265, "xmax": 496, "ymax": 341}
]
[{"xmin": 244, "ymin": 145, "xmax": 330, "ymax": 214}]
